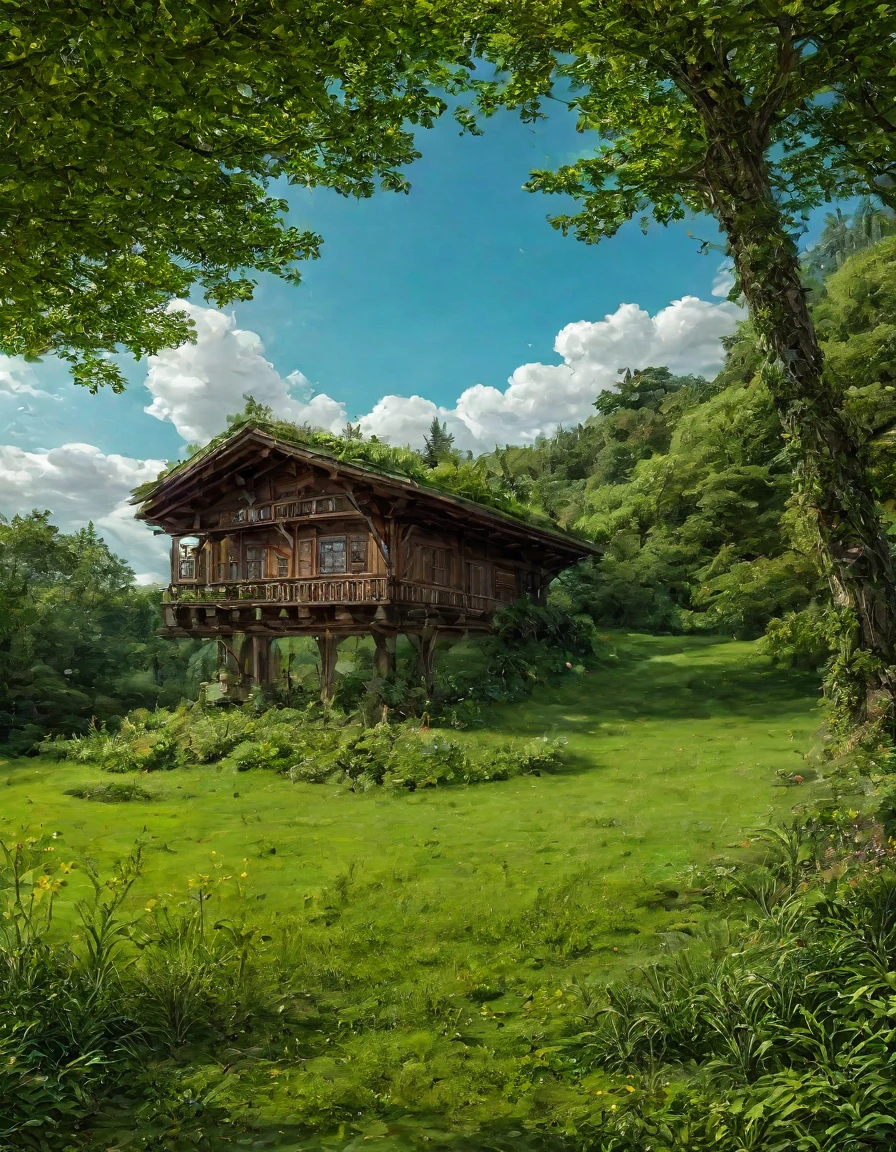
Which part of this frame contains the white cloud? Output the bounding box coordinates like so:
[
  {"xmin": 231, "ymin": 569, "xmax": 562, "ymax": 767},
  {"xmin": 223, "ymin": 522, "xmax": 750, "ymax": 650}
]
[
  {"xmin": 0, "ymin": 443, "xmax": 168, "ymax": 582},
  {"xmin": 138, "ymin": 294, "xmax": 740, "ymax": 456},
  {"xmin": 0, "ymin": 356, "xmax": 55, "ymax": 401},
  {"xmin": 360, "ymin": 295, "xmax": 742, "ymax": 448},
  {"xmin": 143, "ymin": 301, "xmax": 347, "ymax": 442},
  {"xmin": 712, "ymin": 262, "xmax": 736, "ymax": 298}
]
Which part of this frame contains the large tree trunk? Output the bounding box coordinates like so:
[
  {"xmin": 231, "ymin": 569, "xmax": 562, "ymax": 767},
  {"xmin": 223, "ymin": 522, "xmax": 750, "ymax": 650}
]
[{"xmin": 704, "ymin": 135, "xmax": 896, "ymax": 732}]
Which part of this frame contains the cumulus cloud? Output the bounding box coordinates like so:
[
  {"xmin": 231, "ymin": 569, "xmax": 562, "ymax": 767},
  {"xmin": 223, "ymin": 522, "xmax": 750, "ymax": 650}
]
[
  {"xmin": 139, "ymin": 294, "xmax": 740, "ymax": 455},
  {"xmin": 0, "ymin": 443, "xmax": 169, "ymax": 583},
  {"xmin": 143, "ymin": 301, "xmax": 347, "ymax": 443},
  {"xmin": 360, "ymin": 295, "xmax": 742, "ymax": 448},
  {"xmin": 712, "ymin": 262, "xmax": 736, "ymax": 299},
  {"xmin": 0, "ymin": 356, "xmax": 55, "ymax": 401},
  {"xmin": 0, "ymin": 290, "xmax": 741, "ymax": 579}
]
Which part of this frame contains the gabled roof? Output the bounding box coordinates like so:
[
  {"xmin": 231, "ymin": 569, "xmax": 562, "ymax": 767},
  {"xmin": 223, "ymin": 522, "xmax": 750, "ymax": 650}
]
[{"xmin": 133, "ymin": 426, "xmax": 599, "ymax": 562}]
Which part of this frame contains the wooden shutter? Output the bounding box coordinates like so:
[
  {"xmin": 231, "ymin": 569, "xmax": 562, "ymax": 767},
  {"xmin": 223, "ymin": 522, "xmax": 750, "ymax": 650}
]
[
  {"xmin": 350, "ymin": 535, "xmax": 368, "ymax": 572},
  {"xmin": 495, "ymin": 568, "xmax": 517, "ymax": 602},
  {"xmin": 297, "ymin": 538, "xmax": 313, "ymax": 577},
  {"xmin": 467, "ymin": 562, "xmax": 490, "ymax": 598}
]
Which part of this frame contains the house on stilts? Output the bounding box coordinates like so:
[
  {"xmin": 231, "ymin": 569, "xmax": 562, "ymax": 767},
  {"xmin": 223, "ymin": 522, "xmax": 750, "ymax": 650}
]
[{"xmin": 133, "ymin": 424, "xmax": 597, "ymax": 700}]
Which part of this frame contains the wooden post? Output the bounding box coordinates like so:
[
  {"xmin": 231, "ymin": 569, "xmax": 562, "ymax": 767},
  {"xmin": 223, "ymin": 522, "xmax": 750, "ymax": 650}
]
[
  {"xmin": 170, "ymin": 536, "xmax": 180, "ymax": 586},
  {"xmin": 231, "ymin": 633, "xmax": 251, "ymax": 681},
  {"xmin": 407, "ymin": 629, "xmax": 438, "ymax": 696},
  {"xmin": 251, "ymin": 635, "xmax": 273, "ymax": 685},
  {"xmin": 372, "ymin": 631, "xmax": 396, "ymax": 681},
  {"xmin": 316, "ymin": 633, "xmax": 338, "ymax": 703}
]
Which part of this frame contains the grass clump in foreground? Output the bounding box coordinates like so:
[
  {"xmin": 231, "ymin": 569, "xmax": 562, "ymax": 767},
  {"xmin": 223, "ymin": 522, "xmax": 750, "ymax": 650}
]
[{"xmin": 4, "ymin": 634, "xmax": 865, "ymax": 1149}]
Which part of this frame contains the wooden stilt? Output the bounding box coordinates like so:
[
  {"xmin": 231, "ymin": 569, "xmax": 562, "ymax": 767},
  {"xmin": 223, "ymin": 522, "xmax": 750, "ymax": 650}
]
[
  {"xmin": 316, "ymin": 633, "xmax": 338, "ymax": 703},
  {"xmin": 231, "ymin": 633, "xmax": 251, "ymax": 681},
  {"xmin": 372, "ymin": 631, "xmax": 397, "ymax": 681},
  {"xmin": 408, "ymin": 629, "xmax": 438, "ymax": 696},
  {"xmin": 251, "ymin": 635, "xmax": 274, "ymax": 685}
]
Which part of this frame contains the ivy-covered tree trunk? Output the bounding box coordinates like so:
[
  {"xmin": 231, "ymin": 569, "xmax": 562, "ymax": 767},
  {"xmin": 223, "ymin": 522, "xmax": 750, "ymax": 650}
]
[{"xmin": 702, "ymin": 132, "xmax": 896, "ymax": 732}]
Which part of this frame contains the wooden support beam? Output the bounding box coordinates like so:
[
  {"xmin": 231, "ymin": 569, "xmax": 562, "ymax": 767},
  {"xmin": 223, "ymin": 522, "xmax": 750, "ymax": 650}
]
[
  {"xmin": 316, "ymin": 633, "xmax": 338, "ymax": 703},
  {"xmin": 407, "ymin": 629, "xmax": 438, "ymax": 696},
  {"xmin": 251, "ymin": 635, "xmax": 275, "ymax": 685},
  {"xmin": 372, "ymin": 631, "xmax": 396, "ymax": 681}
]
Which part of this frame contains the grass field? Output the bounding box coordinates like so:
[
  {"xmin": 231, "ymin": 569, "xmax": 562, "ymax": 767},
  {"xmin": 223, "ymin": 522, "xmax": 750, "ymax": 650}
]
[{"xmin": 0, "ymin": 634, "xmax": 823, "ymax": 1146}]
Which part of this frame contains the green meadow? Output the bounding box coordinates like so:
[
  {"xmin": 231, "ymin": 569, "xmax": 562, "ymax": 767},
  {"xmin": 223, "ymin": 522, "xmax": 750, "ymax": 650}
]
[
  {"xmin": 2, "ymin": 635, "xmax": 818, "ymax": 921},
  {"xmin": 1, "ymin": 634, "xmax": 823, "ymax": 1146}
]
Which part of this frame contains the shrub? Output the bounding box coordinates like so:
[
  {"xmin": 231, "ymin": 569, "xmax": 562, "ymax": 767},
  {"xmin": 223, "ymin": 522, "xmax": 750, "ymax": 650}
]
[{"xmin": 44, "ymin": 701, "xmax": 564, "ymax": 791}]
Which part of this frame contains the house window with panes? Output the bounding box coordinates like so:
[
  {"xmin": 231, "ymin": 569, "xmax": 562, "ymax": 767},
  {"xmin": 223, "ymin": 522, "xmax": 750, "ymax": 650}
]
[
  {"xmin": 318, "ymin": 537, "xmax": 347, "ymax": 574},
  {"xmin": 246, "ymin": 547, "xmax": 265, "ymax": 580},
  {"xmin": 421, "ymin": 546, "xmax": 450, "ymax": 586}
]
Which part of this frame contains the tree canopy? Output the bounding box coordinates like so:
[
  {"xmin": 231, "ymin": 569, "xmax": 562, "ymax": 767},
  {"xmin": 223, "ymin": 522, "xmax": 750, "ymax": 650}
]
[{"xmin": 1, "ymin": 1, "xmax": 469, "ymax": 390}]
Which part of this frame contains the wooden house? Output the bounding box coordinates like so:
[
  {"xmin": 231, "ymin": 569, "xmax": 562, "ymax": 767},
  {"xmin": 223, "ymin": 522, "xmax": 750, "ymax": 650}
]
[{"xmin": 133, "ymin": 425, "xmax": 596, "ymax": 698}]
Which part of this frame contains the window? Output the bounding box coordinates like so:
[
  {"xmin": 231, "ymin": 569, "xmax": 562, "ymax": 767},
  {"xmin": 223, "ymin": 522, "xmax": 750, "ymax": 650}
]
[
  {"xmin": 495, "ymin": 568, "xmax": 517, "ymax": 603},
  {"xmin": 467, "ymin": 562, "xmax": 489, "ymax": 598},
  {"xmin": 421, "ymin": 546, "xmax": 450, "ymax": 586},
  {"xmin": 350, "ymin": 535, "xmax": 368, "ymax": 570},
  {"xmin": 178, "ymin": 537, "xmax": 200, "ymax": 581},
  {"xmin": 277, "ymin": 555, "xmax": 289, "ymax": 578},
  {"xmin": 318, "ymin": 536, "xmax": 346, "ymax": 574},
  {"xmin": 246, "ymin": 547, "xmax": 265, "ymax": 581}
]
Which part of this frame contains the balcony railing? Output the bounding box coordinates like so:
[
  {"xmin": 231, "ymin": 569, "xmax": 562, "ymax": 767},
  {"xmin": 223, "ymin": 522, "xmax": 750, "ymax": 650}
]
[
  {"xmin": 393, "ymin": 580, "xmax": 501, "ymax": 614},
  {"xmin": 167, "ymin": 576, "xmax": 388, "ymax": 604},
  {"xmin": 165, "ymin": 577, "xmax": 504, "ymax": 614}
]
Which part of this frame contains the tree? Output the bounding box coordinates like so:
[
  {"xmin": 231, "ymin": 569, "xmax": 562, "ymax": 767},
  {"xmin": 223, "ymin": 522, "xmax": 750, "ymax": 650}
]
[
  {"xmin": 422, "ymin": 418, "xmax": 456, "ymax": 467},
  {"xmin": 1, "ymin": 2, "xmax": 470, "ymax": 390},
  {"xmin": 0, "ymin": 511, "xmax": 195, "ymax": 748},
  {"xmin": 803, "ymin": 201, "xmax": 896, "ymax": 283},
  {"xmin": 594, "ymin": 366, "xmax": 711, "ymax": 417},
  {"xmin": 473, "ymin": 0, "xmax": 896, "ymax": 734}
]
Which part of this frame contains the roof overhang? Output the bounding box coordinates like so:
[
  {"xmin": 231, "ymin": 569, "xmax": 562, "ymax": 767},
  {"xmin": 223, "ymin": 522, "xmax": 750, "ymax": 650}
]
[{"xmin": 133, "ymin": 427, "xmax": 600, "ymax": 564}]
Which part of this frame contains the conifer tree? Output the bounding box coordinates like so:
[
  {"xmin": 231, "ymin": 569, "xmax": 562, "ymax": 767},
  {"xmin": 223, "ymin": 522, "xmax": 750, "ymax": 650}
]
[{"xmin": 422, "ymin": 418, "xmax": 456, "ymax": 467}]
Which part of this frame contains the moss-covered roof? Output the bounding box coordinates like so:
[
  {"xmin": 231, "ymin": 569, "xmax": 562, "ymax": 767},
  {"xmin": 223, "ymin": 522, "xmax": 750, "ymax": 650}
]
[{"xmin": 132, "ymin": 416, "xmax": 575, "ymax": 537}]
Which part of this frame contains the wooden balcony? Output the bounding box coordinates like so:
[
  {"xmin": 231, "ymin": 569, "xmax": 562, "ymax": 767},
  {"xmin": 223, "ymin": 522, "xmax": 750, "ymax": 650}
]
[
  {"xmin": 166, "ymin": 576, "xmax": 389, "ymax": 605},
  {"xmin": 161, "ymin": 577, "xmax": 505, "ymax": 637}
]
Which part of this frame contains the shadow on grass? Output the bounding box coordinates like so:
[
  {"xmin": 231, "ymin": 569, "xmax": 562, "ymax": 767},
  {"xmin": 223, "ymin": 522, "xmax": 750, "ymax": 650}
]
[{"xmin": 481, "ymin": 633, "xmax": 820, "ymax": 737}]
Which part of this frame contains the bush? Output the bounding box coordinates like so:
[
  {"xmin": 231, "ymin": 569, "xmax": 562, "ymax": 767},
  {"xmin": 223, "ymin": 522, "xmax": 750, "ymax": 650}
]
[
  {"xmin": 759, "ymin": 603, "xmax": 836, "ymax": 669},
  {"xmin": 43, "ymin": 702, "xmax": 564, "ymax": 791}
]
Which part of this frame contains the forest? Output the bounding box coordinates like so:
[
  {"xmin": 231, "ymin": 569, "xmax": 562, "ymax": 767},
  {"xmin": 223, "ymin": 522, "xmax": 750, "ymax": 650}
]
[{"xmin": 5, "ymin": 4, "xmax": 896, "ymax": 1149}]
